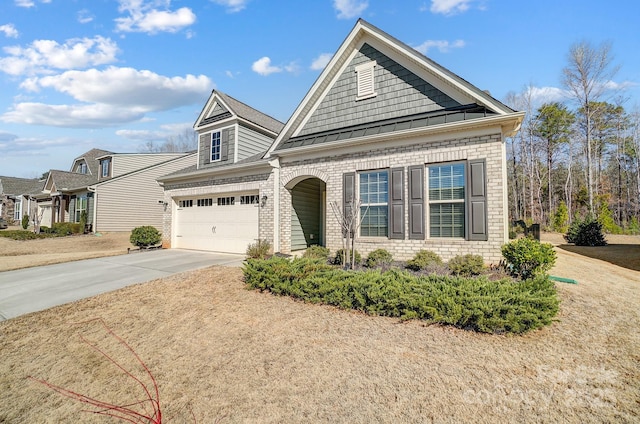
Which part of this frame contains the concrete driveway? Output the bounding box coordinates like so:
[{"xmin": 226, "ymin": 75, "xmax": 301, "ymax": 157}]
[{"xmin": 0, "ymin": 249, "xmax": 245, "ymax": 322}]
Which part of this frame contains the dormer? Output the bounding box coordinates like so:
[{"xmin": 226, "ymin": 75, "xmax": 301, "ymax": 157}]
[
  {"xmin": 98, "ymin": 156, "xmax": 112, "ymax": 180},
  {"xmin": 72, "ymin": 159, "xmax": 89, "ymax": 175},
  {"xmin": 193, "ymin": 91, "xmax": 284, "ymax": 170}
]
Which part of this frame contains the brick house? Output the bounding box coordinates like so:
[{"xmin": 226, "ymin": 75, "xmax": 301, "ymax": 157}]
[{"xmin": 158, "ymin": 19, "xmax": 524, "ymax": 262}]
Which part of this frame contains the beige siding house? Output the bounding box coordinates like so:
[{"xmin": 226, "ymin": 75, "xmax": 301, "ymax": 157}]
[
  {"xmin": 36, "ymin": 148, "xmax": 193, "ymax": 233},
  {"xmin": 159, "ymin": 20, "xmax": 524, "ymax": 262}
]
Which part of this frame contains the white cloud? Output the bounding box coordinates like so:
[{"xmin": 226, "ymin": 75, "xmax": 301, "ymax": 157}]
[
  {"xmin": 14, "ymin": 0, "xmax": 50, "ymax": 7},
  {"xmin": 430, "ymin": 0, "xmax": 473, "ymax": 15},
  {"xmin": 310, "ymin": 53, "xmax": 332, "ymax": 71},
  {"xmin": 2, "ymin": 67, "xmax": 213, "ymax": 128},
  {"xmin": 252, "ymin": 57, "xmax": 282, "ymax": 76},
  {"xmin": 116, "ymin": 122, "xmax": 192, "ymax": 141},
  {"xmin": 413, "ymin": 39, "xmax": 465, "ymax": 54},
  {"xmin": 77, "ymin": 9, "xmax": 95, "ymax": 24},
  {"xmin": 0, "ymin": 36, "xmax": 119, "ymax": 76},
  {"xmin": 0, "ymin": 24, "xmax": 19, "ymax": 38},
  {"xmin": 333, "ymin": 0, "xmax": 368, "ymax": 19},
  {"xmin": 115, "ymin": 0, "xmax": 196, "ymax": 34},
  {"xmin": 526, "ymin": 86, "xmax": 568, "ymax": 106},
  {"xmin": 210, "ymin": 0, "xmax": 249, "ymax": 13}
]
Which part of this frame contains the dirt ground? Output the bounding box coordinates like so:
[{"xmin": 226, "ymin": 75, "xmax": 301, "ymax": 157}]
[
  {"xmin": 0, "ymin": 233, "xmax": 638, "ymax": 423},
  {"xmin": 0, "ymin": 231, "xmax": 132, "ymax": 271}
]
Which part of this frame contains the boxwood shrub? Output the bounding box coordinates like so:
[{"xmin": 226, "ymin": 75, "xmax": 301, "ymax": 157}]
[{"xmin": 243, "ymin": 257, "xmax": 559, "ymax": 334}]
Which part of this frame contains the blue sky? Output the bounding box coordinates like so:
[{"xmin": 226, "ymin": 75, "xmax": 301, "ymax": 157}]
[{"xmin": 0, "ymin": 0, "xmax": 638, "ymax": 178}]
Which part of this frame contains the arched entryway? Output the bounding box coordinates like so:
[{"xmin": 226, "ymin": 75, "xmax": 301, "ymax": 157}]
[{"xmin": 289, "ymin": 177, "xmax": 326, "ymax": 251}]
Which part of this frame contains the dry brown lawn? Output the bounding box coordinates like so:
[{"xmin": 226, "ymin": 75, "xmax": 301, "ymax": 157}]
[
  {"xmin": 0, "ymin": 233, "xmax": 638, "ymax": 423},
  {"xmin": 0, "ymin": 231, "xmax": 132, "ymax": 272}
]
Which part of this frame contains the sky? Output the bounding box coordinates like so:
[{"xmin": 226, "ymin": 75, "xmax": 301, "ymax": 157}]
[{"xmin": 0, "ymin": 0, "xmax": 639, "ymax": 178}]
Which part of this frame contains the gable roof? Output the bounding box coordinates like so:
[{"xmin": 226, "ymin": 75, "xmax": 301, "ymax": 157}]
[
  {"xmin": 195, "ymin": 90, "xmax": 285, "ymax": 135},
  {"xmin": 46, "ymin": 170, "xmax": 97, "ymax": 192},
  {"xmin": 70, "ymin": 148, "xmax": 114, "ymax": 175},
  {"xmin": 267, "ymin": 19, "xmax": 523, "ymax": 156},
  {"xmin": 0, "ymin": 176, "xmax": 43, "ymax": 196}
]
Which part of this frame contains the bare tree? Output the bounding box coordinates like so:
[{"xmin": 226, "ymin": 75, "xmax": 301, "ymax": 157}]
[
  {"xmin": 329, "ymin": 194, "xmax": 367, "ymax": 270},
  {"xmin": 138, "ymin": 128, "xmax": 197, "ymax": 153},
  {"xmin": 562, "ymin": 40, "xmax": 619, "ymax": 214}
]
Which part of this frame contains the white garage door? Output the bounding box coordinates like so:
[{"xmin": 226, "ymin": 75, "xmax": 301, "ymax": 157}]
[{"xmin": 174, "ymin": 193, "xmax": 259, "ymax": 254}]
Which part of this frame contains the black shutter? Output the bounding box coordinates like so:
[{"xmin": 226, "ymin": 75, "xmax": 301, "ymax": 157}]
[
  {"xmin": 343, "ymin": 172, "xmax": 355, "ymax": 237},
  {"xmin": 389, "ymin": 167, "xmax": 404, "ymax": 239},
  {"xmin": 408, "ymin": 165, "xmax": 425, "ymax": 239},
  {"xmin": 468, "ymin": 159, "xmax": 488, "ymax": 241},
  {"xmin": 201, "ymin": 133, "xmax": 210, "ymax": 165},
  {"xmin": 221, "ymin": 129, "xmax": 229, "ymax": 161}
]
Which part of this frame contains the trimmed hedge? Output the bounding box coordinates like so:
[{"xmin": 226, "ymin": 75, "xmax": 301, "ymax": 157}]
[
  {"xmin": 0, "ymin": 230, "xmax": 60, "ymax": 240},
  {"xmin": 243, "ymin": 257, "xmax": 559, "ymax": 334}
]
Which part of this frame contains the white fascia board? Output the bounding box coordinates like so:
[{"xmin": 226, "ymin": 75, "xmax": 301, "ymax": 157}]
[
  {"xmin": 196, "ymin": 115, "xmax": 237, "ymax": 133},
  {"xmin": 158, "ymin": 159, "xmax": 271, "ymax": 184},
  {"xmin": 193, "ymin": 90, "xmax": 218, "ymax": 129},
  {"xmin": 273, "ymin": 112, "xmax": 525, "ymax": 162}
]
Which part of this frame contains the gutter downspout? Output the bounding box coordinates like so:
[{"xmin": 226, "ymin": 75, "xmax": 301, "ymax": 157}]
[
  {"xmin": 269, "ymin": 157, "xmax": 281, "ymax": 252},
  {"xmin": 88, "ymin": 186, "xmax": 97, "ymax": 233}
]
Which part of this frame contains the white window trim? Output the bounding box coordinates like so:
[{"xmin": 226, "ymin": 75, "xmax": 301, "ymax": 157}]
[
  {"xmin": 355, "ymin": 60, "xmax": 377, "ymax": 100},
  {"xmin": 210, "ymin": 131, "xmax": 221, "ymax": 162},
  {"xmin": 358, "ymin": 170, "xmax": 389, "ymax": 238},
  {"xmin": 101, "ymin": 159, "xmax": 110, "ymax": 177},
  {"xmin": 75, "ymin": 196, "xmax": 87, "ymax": 223},
  {"xmin": 427, "ymin": 162, "xmax": 466, "ymax": 239}
]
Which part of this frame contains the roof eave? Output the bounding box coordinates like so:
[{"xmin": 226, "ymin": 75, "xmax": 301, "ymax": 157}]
[
  {"xmin": 273, "ymin": 112, "xmax": 525, "ymax": 158},
  {"xmin": 157, "ymin": 159, "xmax": 271, "ymax": 184}
]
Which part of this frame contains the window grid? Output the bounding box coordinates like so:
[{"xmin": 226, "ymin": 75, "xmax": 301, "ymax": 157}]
[
  {"xmin": 101, "ymin": 159, "xmax": 110, "ymax": 177},
  {"xmin": 217, "ymin": 196, "xmax": 235, "ymax": 206},
  {"xmin": 75, "ymin": 196, "xmax": 87, "ymax": 223},
  {"xmin": 211, "ymin": 132, "xmax": 221, "ymax": 162},
  {"xmin": 179, "ymin": 199, "xmax": 193, "ymax": 208},
  {"xmin": 359, "ymin": 171, "xmax": 388, "ymax": 237},
  {"xmin": 197, "ymin": 198, "xmax": 213, "ymax": 207},
  {"xmin": 428, "ymin": 163, "xmax": 465, "ymax": 238},
  {"xmin": 240, "ymin": 195, "xmax": 259, "ymax": 205}
]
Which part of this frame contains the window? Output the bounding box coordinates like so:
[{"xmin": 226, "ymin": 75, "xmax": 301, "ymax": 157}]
[
  {"xmin": 210, "ymin": 132, "xmax": 221, "ymax": 162},
  {"xmin": 101, "ymin": 158, "xmax": 111, "ymax": 177},
  {"xmin": 75, "ymin": 196, "xmax": 87, "ymax": 222},
  {"xmin": 359, "ymin": 171, "xmax": 388, "ymax": 237},
  {"xmin": 217, "ymin": 196, "xmax": 235, "ymax": 206},
  {"xmin": 179, "ymin": 199, "xmax": 193, "ymax": 208},
  {"xmin": 77, "ymin": 163, "xmax": 87, "ymax": 174},
  {"xmin": 428, "ymin": 163, "xmax": 465, "ymax": 238},
  {"xmin": 240, "ymin": 195, "xmax": 259, "ymax": 205},
  {"xmin": 14, "ymin": 195, "xmax": 22, "ymax": 221},
  {"xmin": 355, "ymin": 60, "xmax": 377, "ymax": 100},
  {"xmin": 197, "ymin": 198, "xmax": 213, "ymax": 207}
]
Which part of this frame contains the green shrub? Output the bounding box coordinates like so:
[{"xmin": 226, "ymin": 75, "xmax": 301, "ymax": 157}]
[
  {"xmin": 508, "ymin": 229, "xmax": 517, "ymax": 239},
  {"xmin": 501, "ymin": 237, "xmax": 556, "ymax": 280},
  {"xmin": 21, "ymin": 214, "xmax": 29, "ymax": 230},
  {"xmin": 334, "ymin": 248, "xmax": 361, "ymax": 266},
  {"xmin": 243, "ymin": 257, "xmax": 559, "ymax": 334},
  {"xmin": 51, "ymin": 222, "xmax": 81, "ymax": 235},
  {"xmin": 448, "ymin": 254, "xmax": 485, "ymax": 277},
  {"xmin": 565, "ymin": 216, "xmax": 607, "ymax": 246},
  {"xmin": 0, "ymin": 230, "xmax": 59, "ymax": 240},
  {"xmin": 406, "ymin": 250, "xmax": 443, "ymax": 271},
  {"xmin": 246, "ymin": 239, "xmax": 271, "ymax": 259},
  {"xmin": 302, "ymin": 245, "xmax": 330, "ymax": 260},
  {"xmin": 129, "ymin": 226, "xmax": 162, "ymax": 247},
  {"xmin": 366, "ymin": 248, "xmax": 393, "ymax": 268},
  {"xmin": 79, "ymin": 210, "xmax": 88, "ymax": 233},
  {"xmin": 39, "ymin": 226, "xmax": 50, "ymax": 234},
  {"xmin": 552, "ymin": 201, "xmax": 569, "ymax": 233}
]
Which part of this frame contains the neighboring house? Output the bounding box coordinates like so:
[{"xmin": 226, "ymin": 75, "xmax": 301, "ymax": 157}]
[
  {"xmin": 36, "ymin": 148, "xmax": 195, "ymax": 233},
  {"xmin": 158, "ymin": 20, "xmax": 524, "ymax": 262},
  {"xmin": 0, "ymin": 176, "xmax": 43, "ymax": 225}
]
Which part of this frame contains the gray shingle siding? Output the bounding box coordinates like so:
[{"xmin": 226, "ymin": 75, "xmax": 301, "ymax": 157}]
[
  {"xmin": 298, "ymin": 43, "xmax": 460, "ymax": 136},
  {"xmin": 237, "ymin": 125, "xmax": 274, "ymax": 160}
]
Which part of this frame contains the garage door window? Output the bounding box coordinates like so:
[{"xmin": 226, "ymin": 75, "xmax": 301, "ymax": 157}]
[
  {"xmin": 217, "ymin": 197, "xmax": 235, "ymax": 206},
  {"xmin": 179, "ymin": 199, "xmax": 193, "ymax": 208},
  {"xmin": 240, "ymin": 195, "xmax": 259, "ymax": 205},
  {"xmin": 197, "ymin": 198, "xmax": 213, "ymax": 207}
]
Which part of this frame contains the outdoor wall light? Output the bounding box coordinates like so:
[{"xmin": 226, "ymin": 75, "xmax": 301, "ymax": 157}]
[{"xmin": 261, "ymin": 195, "xmax": 268, "ymax": 207}]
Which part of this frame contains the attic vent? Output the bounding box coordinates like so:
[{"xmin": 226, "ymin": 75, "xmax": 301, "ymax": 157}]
[{"xmin": 355, "ymin": 60, "xmax": 377, "ymax": 100}]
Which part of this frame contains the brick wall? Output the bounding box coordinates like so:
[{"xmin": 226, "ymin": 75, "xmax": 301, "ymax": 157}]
[{"xmin": 277, "ymin": 132, "xmax": 507, "ymax": 263}]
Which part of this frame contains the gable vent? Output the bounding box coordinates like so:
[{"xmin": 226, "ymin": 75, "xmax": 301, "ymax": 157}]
[{"xmin": 355, "ymin": 60, "xmax": 377, "ymax": 100}]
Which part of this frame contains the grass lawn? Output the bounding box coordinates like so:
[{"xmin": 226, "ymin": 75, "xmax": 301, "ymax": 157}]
[{"xmin": 0, "ymin": 235, "xmax": 638, "ymax": 423}]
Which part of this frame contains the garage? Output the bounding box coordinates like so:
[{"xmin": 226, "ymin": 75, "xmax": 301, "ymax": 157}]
[{"xmin": 173, "ymin": 192, "xmax": 260, "ymax": 254}]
